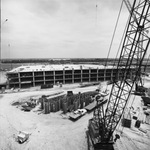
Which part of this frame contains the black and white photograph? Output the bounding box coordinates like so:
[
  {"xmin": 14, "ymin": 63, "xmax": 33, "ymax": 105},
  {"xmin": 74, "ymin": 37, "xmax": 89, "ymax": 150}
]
[{"xmin": 0, "ymin": 0, "xmax": 150, "ymax": 150}]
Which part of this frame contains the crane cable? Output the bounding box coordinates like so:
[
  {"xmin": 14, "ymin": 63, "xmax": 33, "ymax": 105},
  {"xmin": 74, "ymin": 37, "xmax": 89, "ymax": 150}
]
[
  {"xmin": 105, "ymin": 0, "xmax": 124, "ymax": 67},
  {"xmin": 112, "ymin": 0, "xmax": 142, "ymax": 68},
  {"xmin": 112, "ymin": 14, "xmax": 130, "ymax": 68},
  {"xmin": 105, "ymin": 0, "xmax": 124, "ymax": 90}
]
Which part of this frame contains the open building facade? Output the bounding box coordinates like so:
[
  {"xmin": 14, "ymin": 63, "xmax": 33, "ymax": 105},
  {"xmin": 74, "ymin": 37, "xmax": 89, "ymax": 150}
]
[{"xmin": 6, "ymin": 64, "xmax": 133, "ymax": 88}]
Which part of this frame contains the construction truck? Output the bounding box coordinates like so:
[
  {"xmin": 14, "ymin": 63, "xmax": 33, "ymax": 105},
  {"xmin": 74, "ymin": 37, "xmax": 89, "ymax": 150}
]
[{"xmin": 69, "ymin": 109, "xmax": 87, "ymax": 121}]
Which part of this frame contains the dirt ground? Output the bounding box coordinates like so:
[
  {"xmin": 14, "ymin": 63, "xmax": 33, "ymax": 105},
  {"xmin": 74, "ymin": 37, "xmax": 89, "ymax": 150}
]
[
  {"xmin": 0, "ymin": 84, "xmax": 99, "ymax": 150},
  {"xmin": 0, "ymin": 81, "xmax": 150, "ymax": 150}
]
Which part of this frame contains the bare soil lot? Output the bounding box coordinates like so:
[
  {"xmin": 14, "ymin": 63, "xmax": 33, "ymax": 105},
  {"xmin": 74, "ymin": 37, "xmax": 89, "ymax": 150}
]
[
  {"xmin": 0, "ymin": 84, "xmax": 98, "ymax": 150},
  {"xmin": 0, "ymin": 82, "xmax": 150, "ymax": 150}
]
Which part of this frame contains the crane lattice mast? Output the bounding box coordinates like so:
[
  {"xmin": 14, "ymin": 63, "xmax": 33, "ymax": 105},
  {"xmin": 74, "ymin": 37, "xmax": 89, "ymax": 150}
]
[{"xmin": 88, "ymin": 0, "xmax": 150, "ymax": 149}]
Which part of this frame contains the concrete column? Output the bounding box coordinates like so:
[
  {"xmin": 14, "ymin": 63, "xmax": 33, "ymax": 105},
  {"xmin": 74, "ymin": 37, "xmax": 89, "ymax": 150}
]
[
  {"xmin": 53, "ymin": 71, "xmax": 55, "ymax": 85},
  {"xmin": 33, "ymin": 72, "xmax": 35, "ymax": 87},
  {"xmin": 80, "ymin": 65, "xmax": 82, "ymax": 83},
  {"xmin": 89, "ymin": 68, "xmax": 91, "ymax": 82},
  {"xmin": 72, "ymin": 68, "xmax": 74, "ymax": 83},
  {"xmin": 104, "ymin": 68, "xmax": 106, "ymax": 81},
  {"xmin": 43, "ymin": 71, "xmax": 46, "ymax": 84},
  {"xmin": 63, "ymin": 68, "xmax": 65, "ymax": 84},
  {"xmin": 97, "ymin": 68, "xmax": 98, "ymax": 82},
  {"xmin": 111, "ymin": 69, "xmax": 113, "ymax": 81},
  {"xmin": 18, "ymin": 73, "xmax": 21, "ymax": 88}
]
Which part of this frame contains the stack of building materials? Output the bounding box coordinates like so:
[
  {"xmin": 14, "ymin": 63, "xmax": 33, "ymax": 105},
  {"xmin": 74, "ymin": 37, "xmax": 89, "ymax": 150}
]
[
  {"xmin": 141, "ymin": 96, "xmax": 150, "ymax": 106},
  {"xmin": 141, "ymin": 96, "xmax": 150, "ymax": 124},
  {"xmin": 1, "ymin": 87, "xmax": 5, "ymax": 93},
  {"xmin": 41, "ymin": 84, "xmax": 53, "ymax": 89},
  {"xmin": 73, "ymin": 100, "xmax": 78, "ymax": 111},
  {"xmin": 122, "ymin": 112, "xmax": 132, "ymax": 128},
  {"xmin": 40, "ymin": 90, "xmax": 99, "ymax": 114},
  {"xmin": 44, "ymin": 99, "xmax": 50, "ymax": 114},
  {"xmin": 64, "ymin": 91, "xmax": 99, "ymax": 113},
  {"xmin": 40, "ymin": 95, "xmax": 46, "ymax": 109},
  {"xmin": 41, "ymin": 94, "xmax": 65, "ymax": 114},
  {"xmin": 84, "ymin": 101, "xmax": 97, "ymax": 112},
  {"xmin": 62, "ymin": 98, "xmax": 68, "ymax": 114}
]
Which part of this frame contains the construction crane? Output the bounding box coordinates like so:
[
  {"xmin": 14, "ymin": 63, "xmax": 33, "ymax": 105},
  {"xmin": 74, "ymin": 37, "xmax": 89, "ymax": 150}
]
[
  {"xmin": 87, "ymin": 0, "xmax": 150, "ymax": 149},
  {"xmin": 123, "ymin": 0, "xmax": 149, "ymax": 94}
]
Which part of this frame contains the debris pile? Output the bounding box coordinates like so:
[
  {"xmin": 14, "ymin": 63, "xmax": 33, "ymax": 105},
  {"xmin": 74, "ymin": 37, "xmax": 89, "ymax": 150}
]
[
  {"xmin": 21, "ymin": 98, "xmax": 37, "ymax": 111},
  {"xmin": 12, "ymin": 97, "xmax": 38, "ymax": 112}
]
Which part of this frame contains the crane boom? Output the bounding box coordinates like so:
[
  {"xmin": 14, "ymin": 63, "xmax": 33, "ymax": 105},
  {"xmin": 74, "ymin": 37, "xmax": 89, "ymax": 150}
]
[
  {"xmin": 123, "ymin": 0, "xmax": 148, "ymax": 93},
  {"xmin": 123, "ymin": 0, "xmax": 139, "ymax": 25},
  {"xmin": 101, "ymin": 0, "xmax": 150, "ymax": 141},
  {"xmin": 88, "ymin": 0, "xmax": 150, "ymax": 149}
]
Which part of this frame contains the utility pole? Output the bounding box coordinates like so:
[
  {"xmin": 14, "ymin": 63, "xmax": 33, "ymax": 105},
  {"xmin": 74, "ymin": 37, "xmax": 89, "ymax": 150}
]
[{"xmin": 0, "ymin": 19, "xmax": 8, "ymax": 83}]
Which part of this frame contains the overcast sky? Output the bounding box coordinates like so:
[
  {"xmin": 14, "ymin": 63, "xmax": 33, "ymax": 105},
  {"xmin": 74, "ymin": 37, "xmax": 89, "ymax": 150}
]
[{"xmin": 1, "ymin": 0, "xmax": 130, "ymax": 59}]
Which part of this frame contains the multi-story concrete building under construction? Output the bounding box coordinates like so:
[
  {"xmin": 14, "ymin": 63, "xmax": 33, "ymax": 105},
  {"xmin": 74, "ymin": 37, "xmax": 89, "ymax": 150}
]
[{"xmin": 6, "ymin": 64, "xmax": 133, "ymax": 88}]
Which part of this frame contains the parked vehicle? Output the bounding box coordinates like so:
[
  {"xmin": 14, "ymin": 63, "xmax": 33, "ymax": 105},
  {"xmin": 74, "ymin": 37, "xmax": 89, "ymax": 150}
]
[
  {"xmin": 69, "ymin": 109, "xmax": 87, "ymax": 121},
  {"xmin": 17, "ymin": 131, "xmax": 29, "ymax": 144},
  {"xmin": 74, "ymin": 109, "xmax": 87, "ymax": 115}
]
